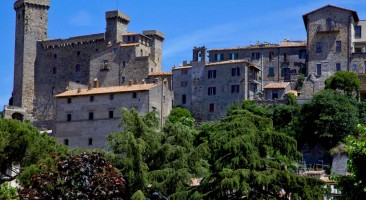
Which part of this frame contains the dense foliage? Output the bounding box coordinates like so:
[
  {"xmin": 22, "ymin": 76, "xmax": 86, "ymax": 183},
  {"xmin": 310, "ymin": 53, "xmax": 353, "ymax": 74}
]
[
  {"xmin": 325, "ymin": 71, "xmax": 360, "ymax": 96},
  {"xmin": 0, "ymin": 183, "xmax": 18, "ymax": 200},
  {"xmin": 333, "ymin": 125, "xmax": 366, "ymax": 199},
  {"xmin": 0, "ymin": 118, "xmax": 67, "ymax": 184},
  {"xmin": 192, "ymin": 108, "xmax": 325, "ymax": 199},
  {"xmin": 18, "ymin": 152, "xmax": 125, "ymax": 199}
]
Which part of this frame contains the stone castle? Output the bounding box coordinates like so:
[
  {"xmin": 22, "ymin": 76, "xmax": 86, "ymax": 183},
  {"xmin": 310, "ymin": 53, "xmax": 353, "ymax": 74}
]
[{"xmin": 5, "ymin": 1, "xmax": 366, "ymax": 147}]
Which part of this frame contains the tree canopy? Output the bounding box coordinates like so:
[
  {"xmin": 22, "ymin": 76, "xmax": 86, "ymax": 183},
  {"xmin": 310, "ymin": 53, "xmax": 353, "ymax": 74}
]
[
  {"xmin": 18, "ymin": 152, "xmax": 125, "ymax": 199},
  {"xmin": 0, "ymin": 118, "xmax": 67, "ymax": 184},
  {"xmin": 192, "ymin": 108, "xmax": 325, "ymax": 199},
  {"xmin": 325, "ymin": 71, "xmax": 360, "ymax": 96},
  {"xmin": 333, "ymin": 124, "xmax": 366, "ymax": 200}
]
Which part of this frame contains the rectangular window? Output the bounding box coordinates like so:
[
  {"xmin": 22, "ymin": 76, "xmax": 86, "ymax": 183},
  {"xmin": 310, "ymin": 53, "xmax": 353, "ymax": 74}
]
[
  {"xmin": 269, "ymin": 67, "xmax": 274, "ymax": 76},
  {"xmin": 122, "ymin": 61, "xmax": 126, "ymax": 67},
  {"xmin": 88, "ymin": 138, "xmax": 93, "ymax": 146},
  {"xmin": 67, "ymin": 114, "xmax": 71, "ymax": 122},
  {"xmin": 215, "ymin": 53, "xmax": 224, "ymax": 61},
  {"xmin": 336, "ymin": 63, "xmax": 341, "ymax": 71},
  {"xmin": 231, "ymin": 85, "xmax": 240, "ymax": 94},
  {"xmin": 181, "ymin": 81, "xmax": 188, "ymax": 87},
  {"xmin": 67, "ymin": 98, "xmax": 71, "ymax": 104},
  {"xmin": 90, "ymin": 96, "xmax": 94, "ymax": 102},
  {"xmin": 231, "ymin": 67, "xmax": 240, "ymax": 76},
  {"xmin": 77, "ymin": 51, "xmax": 81, "ymax": 56},
  {"xmin": 208, "ymin": 70, "xmax": 217, "ymax": 79},
  {"xmin": 121, "ymin": 76, "xmax": 125, "ymax": 83},
  {"xmin": 52, "ymin": 67, "xmax": 57, "ymax": 74},
  {"xmin": 54, "ymin": 54, "xmax": 57, "ymax": 59},
  {"xmin": 272, "ymin": 90, "xmax": 279, "ymax": 100},
  {"xmin": 208, "ymin": 87, "xmax": 216, "ymax": 96},
  {"xmin": 75, "ymin": 64, "xmax": 80, "ymax": 72},
  {"xmin": 209, "ymin": 103, "xmax": 215, "ymax": 112},
  {"xmin": 64, "ymin": 139, "xmax": 69, "ymax": 146},
  {"xmin": 336, "ymin": 41, "xmax": 341, "ymax": 53},
  {"xmin": 317, "ymin": 64, "xmax": 322, "ymax": 76},
  {"xmin": 89, "ymin": 112, "xmax": 94, "ymax": 120},
  {"xmin": 182, "ymin": 94, "xmax": 186, "ymax": 104},
  {"xmin": 109, "ymin": 111, "xmax": 114, "ymax": 119},
  {"xmin": 181, "ymin": 69, "xmax": 188, "ymax": 75},
  {"xmin": 103, "ymin": 60, "xmax": 108, "ymax": 65},
  {"xmin": 355, "ymin": 26, "xmax": 362, "ymax": 38},
  {"xmin": 132, "ymin": 92, "xmax": 137, "ymax": 98},
  {"xmin": 316, "ymin": 42, "xmax": 322, "ymax": 53},
  {"xmin": 326, "ymin": 18, "xmax": 332, "ymax": 31},
  {"xmin": 269, "ymin": 52, "xmax": 274, "ymax": 60},
  {"xmin": 284, "ymin": 53, "xmax": 288, "ymax": 62},
  {"xmin": 230, "ymin": 53, "xmax": 238, "ymax": 60},
  {"xmin": 109, "ymin": 94, "xmax": 114, "ymax": 100},
  {"xmin": 299, "ymin": 50, "xmax": 306, "ymax": 59},
  {"xmin": 252, "ymin": 52, "xmax": 260, "ymax": 60}
]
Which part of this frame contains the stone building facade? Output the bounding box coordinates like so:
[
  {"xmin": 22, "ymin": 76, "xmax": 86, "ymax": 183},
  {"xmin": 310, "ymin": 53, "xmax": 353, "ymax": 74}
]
[
  {"xmin": 54, "ymin": 79, "xmax": 172, "ymax": 149},
  {"xmin": 173, "ymin": 47, "xmax": 261, "ymax": 121},
  {"xmin": 6, "ymin": 0, "xmax": 169, "ymax": 130}
]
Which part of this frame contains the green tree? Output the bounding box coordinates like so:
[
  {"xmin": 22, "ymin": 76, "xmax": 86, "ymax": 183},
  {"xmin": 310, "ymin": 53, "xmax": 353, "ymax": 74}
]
[
  {"xmin": 297, "ymin": 90, "xmax": 359, "ymax": 150},
  {"xmin": 18, "ymin": 152, "xmax": 125, "ymax": 199},
  {"xmin": 0, "ymin": 118, "xmax": 67, "ymax": 184},
  {"xmin": 107, "ymin": 108, "xmax": 208, "ymax": 199},
  {"xmin": 325, "ymin": 71, "xmax": 361, "ymax": 96},
  {"xmin": 0, "ymin": 183, "xmax": 19, "ymax": 200},
  {"xmin": 333, "ymin": 124, "xmax": 366, "ymax": 199},
  {"xmin": 167, "ymin": 107, "xmax": 195, "ymax": 128},
  {"xmin": 193, "ymin": 109, "xmax": 325, "ymax": 199}
]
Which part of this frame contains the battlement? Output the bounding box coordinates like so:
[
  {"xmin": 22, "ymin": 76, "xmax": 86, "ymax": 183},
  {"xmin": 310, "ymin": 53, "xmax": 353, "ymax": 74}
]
[
  {"xmin": 42, "ymin": 33, "xmax": 105, "ymax": 49},
  {"xmin": 105, "ymin": 10, "xmax": 130, "ymax": 24},
  {"xmin": 143, "ymin": 30, "xmax": 165, "ymax": 41},
  {"xmin": 14, "ymin": 0, "xmax": 50, "ymax": 9}
]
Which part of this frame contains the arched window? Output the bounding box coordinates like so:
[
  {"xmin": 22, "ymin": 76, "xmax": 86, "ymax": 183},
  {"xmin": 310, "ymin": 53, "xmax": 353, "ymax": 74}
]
[{"xmin": 12, "ymin": 113, "xmax": 24, "ymax": 122}]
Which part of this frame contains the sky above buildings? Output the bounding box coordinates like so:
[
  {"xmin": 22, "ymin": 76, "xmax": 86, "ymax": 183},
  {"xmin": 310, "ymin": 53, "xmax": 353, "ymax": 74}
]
[{"xmin": 1, "ymin": 0, "xmax": 366, "ymax": 109}]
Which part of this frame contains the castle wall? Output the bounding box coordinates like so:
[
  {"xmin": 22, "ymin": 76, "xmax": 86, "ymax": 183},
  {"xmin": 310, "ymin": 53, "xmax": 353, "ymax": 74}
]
[{"xmin": 172, "ymin": 66, "xmax": 193, "ymax": 111}]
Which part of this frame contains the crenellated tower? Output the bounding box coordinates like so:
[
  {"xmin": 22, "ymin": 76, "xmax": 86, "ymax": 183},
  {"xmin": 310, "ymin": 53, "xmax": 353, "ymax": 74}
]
[
  {"xmin": 13, "ymin": 0, "xmax": 50, "ymax": 111},
  {"xmin": 105, "ymin": 10, "xmax": 130, "ymax": 44}
]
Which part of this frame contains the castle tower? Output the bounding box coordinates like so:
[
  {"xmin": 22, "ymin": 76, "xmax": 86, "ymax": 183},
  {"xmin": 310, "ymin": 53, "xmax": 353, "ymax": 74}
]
[
  {"xmin": 105, "ymin": 10, "xmax": 130, "ymax": 44},
  {"xmin": 192, "ymin": 46, "xmax": 207, "ymax": 62},
  {"xmin": 13, "ymin": 0, "xmax": 50, "ymax": 111},
  {"xmin": 143, "ymin": 30, "xmax": 165, "ymax": 70}
]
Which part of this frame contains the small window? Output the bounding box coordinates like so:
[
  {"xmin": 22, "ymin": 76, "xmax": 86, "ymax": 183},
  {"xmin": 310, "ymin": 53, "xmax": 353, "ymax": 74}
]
[
  {"xmin": 231, "ymin": 85, "xmax": 240, "ymax": 94},
  {"xmin": 355, "ymin": 26, "xmax": 362, "ymax": 38},
  {"xmin": 283, "ymin": 53, "xmax": 288, "ymax": 62},
  {"xmin": 67, "ymin": 98, "xmax": 71, "ymax": 104},
  {"xmin": 316, "ymin": 42, "xmax": 322, "ymax": 53},
  {"xmin": 336, "ymin": 63, "xmax": 341, "ymax": 71},
  {"xmin": 252, "ymin": 52, "xmax": 260, "ymax": 60},
  {"xmin": 88, "ymin": 138, "xmax": 93, "ymax": 146},
  {"xmin": 53, "ymin": 54, "xmax": 57, "ymax": 59},
  {"xmin": 230, "ymin": 53, "xmax": 238, "ymax": 60},
  {"xmin": 95, "ymin": 48, "xmax": 99, "ymax": 52},
  {"xmin": 109, "ymin": 111, "xmax": 114, "ymax": 119},
  {"xmin": 269, "ymin": 52, "xmax": 274, "ymax": 60},
  {"xmin": 317, "ymin": 64, "xmax": 322, "ymax": 76},
  {"xmin": 182, "ymin": 94, "xmax": 186, "ymax": 104},
  {"xmin": 89, "ymin": 112, "xmax": 94, "ymax": 120},
  {"xmin": 215, "ymin": 54, "xmax": 224, "ymax": 61},
  {"xmin": 181, "ymin": 81, "xmax": 188, "ymax": 87},
  {"xmin": 127, "ymin": 36, "xmax": 131, "ymax": 41},
  {"xmin": 336, "ymin": 41, "xmax": 341, "ymax": 53},
  {"xmin": 181, "ymin": 69, "xmax": 188, "ymax": 75},
  {"xmin": 75, "ymin": 64, "xmax": 80, "ymax": 72},
  {"xmin": 326, "ymin": 18, "xmax": 333, "ymax": 31},
  {"xmin": 299, "ymin": 50, "xmax": 306, "ymax": 59},
  {"xmin": 132, "ymin": 92, "xmax": 137, "ymax": 98},
  {"xmin": 114, "ymin": 48, "xmax": 118, "ymax": 54},
  {"xmin": 208, "ymin": 87, "xmax": 216, "ymax": 96},
  {"xmin": 90, "ymin": 96, "xmax": 94, "ymax": 102},
  {"xmin": 52, "ymin": 67, "xmax": 57, "ymax": 74},
  {"xmin": 109, "ymin": 94, "xmax": 114, "ymax": 100},
  {"xmin": 268, "ymin": 67, "xmax": 275, "ymax": 76},
  {"xmin": 64, "ymin": 139, "xmax": 69, "ymax": 146},
  {"xmin": 121, "ymin": 76, "xmax": 125, "ymax": 83},
  {"xmin": 208, "ymin": 70, "xmax": 217, "ymax": 79},
  {"xmin": 67, "ymin": 114, "xmax": 72, "ymax": 121},
  {"xmin": 272, "ymin": 90, "xmax": 279, "ymax": 100},
  {"xmin": 77, "ymin": 51, "xmax": 81, "ymax": 56},
  {"xmin": 231, "ymin": 67, "xmax": 240, "ymax": 76},
  {"xmin": 122, "ymin": 61, "xmax": 126, "ymax": 67},
  {"xmin": 209, "ymin": 103, "xmax": 215, "ymax": 112}
]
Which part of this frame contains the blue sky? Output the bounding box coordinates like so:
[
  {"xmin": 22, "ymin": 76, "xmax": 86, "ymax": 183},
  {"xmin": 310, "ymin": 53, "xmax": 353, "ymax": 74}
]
[{"xmin": 1, "ymin": 0, "xmax": 366, "ymax": 109}]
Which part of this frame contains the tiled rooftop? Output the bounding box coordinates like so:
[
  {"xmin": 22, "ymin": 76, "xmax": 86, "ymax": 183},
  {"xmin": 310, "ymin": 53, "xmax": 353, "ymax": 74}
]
[
  {"xmin": 264, "ymin": 82, "xmax": 290, "ymax": 89},
  {"xmin": 206, "ymin": 59, "xmax": 250, "ymax": 66},
  {"xmin": 209, "ymin": 41, "xmax": 306, "ymax": 51},
  {"xmin": 55, "ymin": 83, "xmax": 156, "ymax": 97},
  {"xmin": 148, "ymin": 72, "xmax": 172, "ymax": 76}
]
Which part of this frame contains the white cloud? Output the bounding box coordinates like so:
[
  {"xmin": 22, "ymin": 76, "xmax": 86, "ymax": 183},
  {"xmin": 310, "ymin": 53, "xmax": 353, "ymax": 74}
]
[{"xmin": 69, "ymin": 11, "xmax": 92, "ymax": 27}]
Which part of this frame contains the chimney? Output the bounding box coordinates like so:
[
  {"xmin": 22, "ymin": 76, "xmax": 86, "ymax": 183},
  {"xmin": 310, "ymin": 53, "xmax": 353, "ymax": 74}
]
[
  {"xmin": 129, "ymin": 79, "xmax": 132, "ymax": 86},
  {"xmin": 93, "ymin": 78, "xmax": 99, "ymax": 88},
  {"xmin": 77, "ymin": 88, "xmax": 81, "ymax": 93},
  {"xmin": 88, "ymin": 84, "xmax": 92, "ymax": 90},
  {"xmin": 142, "ymin": 79, "xmax": 146, "ymax": 84}
]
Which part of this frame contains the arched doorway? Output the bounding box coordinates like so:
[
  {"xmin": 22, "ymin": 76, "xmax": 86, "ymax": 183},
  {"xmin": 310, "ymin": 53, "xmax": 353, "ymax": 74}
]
[{"xmin": 12, "ymin": 113, "xmax": 24, "ymax": 122}]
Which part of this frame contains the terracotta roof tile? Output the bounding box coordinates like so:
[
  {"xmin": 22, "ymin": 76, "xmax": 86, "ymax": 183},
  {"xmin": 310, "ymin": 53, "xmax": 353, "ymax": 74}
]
[
  {"xmin": 209, "ymin": 41, "xmax": 306, "ymax": 51},
  {"xmin": 206, "ymin": 59, "xmax": 250, "ymax": 66},
  {"xmin": 172, "ymin": 66, "xmax": 192, "ymax": 70},
  {"xmin": 55, "ymin": 83, "xmax": 156, "ymax": 97},
  {"xmin": 264, "ymin": 82, "xmax": 290, "ymax": 89},
  {"xmin": 148, "ymin": 72, "xmax": 172, "ymax": 76}
]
